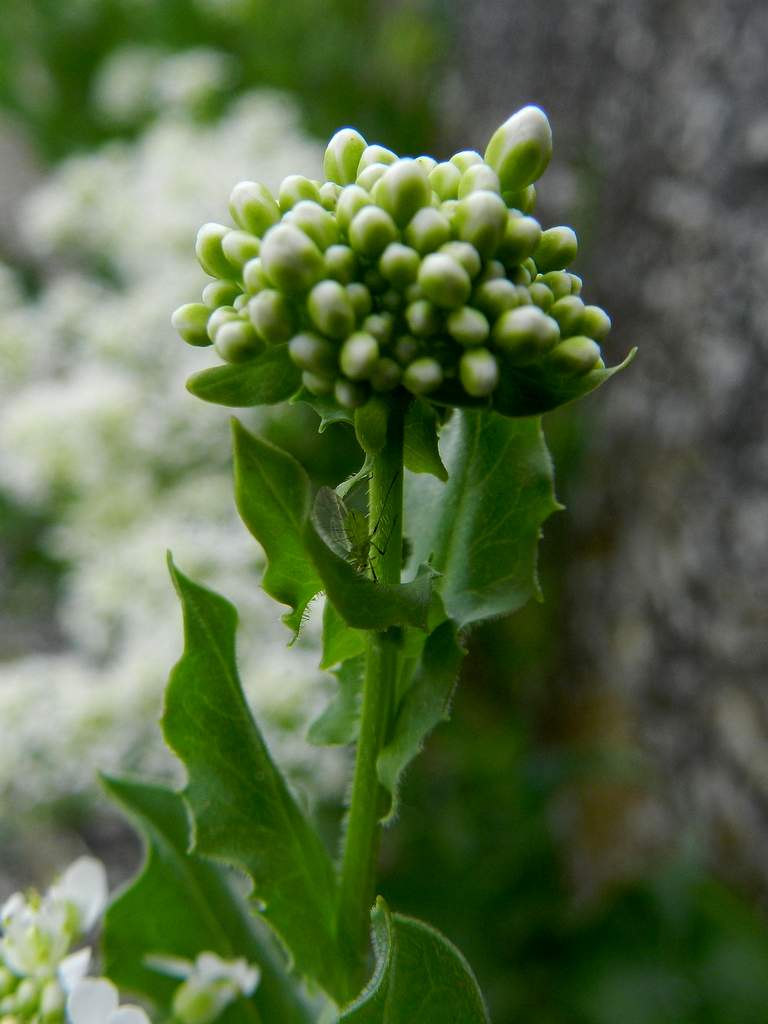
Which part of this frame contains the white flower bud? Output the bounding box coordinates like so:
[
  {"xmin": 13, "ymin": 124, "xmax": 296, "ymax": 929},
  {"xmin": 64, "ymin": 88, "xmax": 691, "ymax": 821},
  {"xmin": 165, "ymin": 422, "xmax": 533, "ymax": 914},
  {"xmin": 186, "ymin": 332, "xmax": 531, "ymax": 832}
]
[
  {"xmin": 324, "ymin": 128, "xmax": 367, "ymax": 185},
  {"xmin": 260, "ymin": 224, "xmax": 324, "ymax": 293},
  {"xmin": 228, "ymin": 181, "xmax": 280, "ymax": 237},
  {"xmin": 484, "ymin": 106, "xmax": 552, "ymax": 192},
  {"xmin": 460, "ymin": 347, "xmax": 499, "ymax": 397}
]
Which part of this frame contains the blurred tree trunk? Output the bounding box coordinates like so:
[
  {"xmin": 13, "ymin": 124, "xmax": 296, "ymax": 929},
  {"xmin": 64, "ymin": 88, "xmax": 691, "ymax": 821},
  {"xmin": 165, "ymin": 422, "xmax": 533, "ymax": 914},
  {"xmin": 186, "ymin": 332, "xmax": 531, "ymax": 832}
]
[{"xmin": 447, "ymin": 0, "xmax": 768, "ymax": 892}]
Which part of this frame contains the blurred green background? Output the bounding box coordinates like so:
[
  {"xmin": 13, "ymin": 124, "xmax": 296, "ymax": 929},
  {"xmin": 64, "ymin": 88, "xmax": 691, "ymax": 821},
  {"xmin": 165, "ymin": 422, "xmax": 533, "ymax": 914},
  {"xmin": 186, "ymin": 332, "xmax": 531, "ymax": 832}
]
[{"xmin": 2, "ymin": 1, "xmax": 767, "ymax": 1020}]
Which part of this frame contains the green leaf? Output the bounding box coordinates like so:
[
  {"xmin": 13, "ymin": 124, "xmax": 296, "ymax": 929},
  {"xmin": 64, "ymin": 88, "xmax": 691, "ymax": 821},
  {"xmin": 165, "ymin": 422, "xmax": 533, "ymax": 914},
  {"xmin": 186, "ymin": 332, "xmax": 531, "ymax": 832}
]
[
  {"xmin": 186, "ymin": 344, "xmax": 301, "ymax": 407},
  {"xmin": 162, "ymin": 560, "xmax": 346, "ymax": 1000},
  {"xmin": 292, "ymin": 388, "xmax": 354, "ymax": 431},
  {"xmin": 308, "ymin": 655, "xmax": 364, "ymax": 746},
  {"xmin": 406, "ymin": 409, "xmax": 560, "ymax": 628},
  {"xmin": 321, "ymin": 600, "xmax": 366, "ymax": 670},
  {"xmin": 340, "ymin": 898, "xmax": 489, "ymax": 1023},
  {"xmin": 403, "ymin": 399, "xmax": 448, "ymax": 481},
  {"xmin": 101, "ymin": 775, "xmax": 316, "ymax": 1024},
  {"xmin": 354, "ymin": 397, "xmax": 389, "ymax": 456},
  {"xmin": 377, "ymin": 621, "xmax": 465, "ymax": 821},
  {"xmin": 232, "ymin": 420, "xmax": 322, "ymax": 634}
]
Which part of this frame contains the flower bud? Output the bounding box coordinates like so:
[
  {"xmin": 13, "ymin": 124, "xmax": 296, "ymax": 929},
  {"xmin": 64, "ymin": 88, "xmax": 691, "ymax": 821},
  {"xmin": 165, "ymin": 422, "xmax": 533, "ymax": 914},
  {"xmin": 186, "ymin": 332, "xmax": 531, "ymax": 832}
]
[
  {"xmin": 379, "ymin": 242, "xmax": 420, "ymax": 288},
  {"xmin": 202, "ymin": 280, "xmax": 241, "ymax": 309},
  {"xmin": 0, "ymin": 966, "xmax": 16, "ymax": 998},
  {"xmin": 372, "ymin": 159, "xmax": 431, "ymax": 227},
  {"xmin": 340, "ymin": 332, "xmax": 379, "ymax": 380},
  {"xmin": 172, "ymin": 303, "xmax": 213, "ymax": 346},
  {"xmin": 357, "ymin": 163, "xmax": 390, "ymax": 191},
  {"xmin": 324, "ymin": 244, "xmax": 358, "ymax": 284},
  {"xmin": 336, "ymin": 185, "xmax": 372, "ymax": 231},
  {"xmin": 514, "ymin": 285, "xmax": 533, "ymax": 304},
  {"xmin": 429, "ymin": 161, "xmax": 462, "ymax": 200},
  {"xmin": 568, "ymin": 273, "xmax": 583, "ymax": 295},
  {"xmin": 446, "ymin": 306, "xmax": 490, "ymax": 346},
  {"xmin": 319, "ymin": 181, "xmax": 341, "ymax": 211},
  {"xmin": 362, "ymin": 312, "xmax": 394, "ymax": 346},
  {"xmin": 40, "ymin": 980, "xmax": 65, "ymax": 1022},
  {"xmin": 492, "ymin": 306, "xmax": 559, "ymax": 363},
  {"xmin": 229, "ymin": 181, "xmax": 280, "ymax": 236},
  {"xmin": 477, "ymin": 259, "xmax": 505, "ymax": 283},
  {"xmin": 247, "ymin": 289, "xmax": 295, "ymax": 344},
  {"xmin": 472, "ymin": 278, "xmax": 519, "ymax": 319},
  {"xmin": 484, "ymin": 105, "xmax": 552, "ymax": 192},
  {"xmin": 335, "ymin": 379, "xmax": 368, "ymax": 408},
  {"xmin": 550, "ymin": 295, "xmax": 585, "ymax": 338},
  {"xmin": 289, "ymin": 332, "xmax": 337, "ymax": 374},
  {"xmin": 242, "ymin": 257, "xmax": 270, "ymax": 293},
  {"xmin": 206, "ymin": 305, "xmax": 239, "ymax": 341},
  {"xmin": 460, "ymin": 347, "xmax": 499, "ymax": 397},
  {"xmin": 346, "ymin": 282, "xmax": 372, "ymax": 318},
  {"xmin": 307, "ymin": 280, "xmax": 355, "ymax": 339},
  {"xmin": 454, "ymin": 190, "xmax": 508, "ymax": 258},
  {"xmin": 279, "ymin": 174, "xmax": 322, "ymax": 211},
  {"xmin": 195, "ymin": 223, "xmax": 233, "ymax": 279},
  {"xmin": 233, "ymin": 294, "xmax": 248, "ymax": 311},
  {"xmin": 14, "ymin": 980, "xmax": 39, "ymax": 1014},
  {"xmin": 503, "ymin": 184, "xmax": 537, "ymax": 214},
  {"xmin": 357, "ymin": 144, "xmax": 398, "ymax": 175},
  {"xmin": 528, "ymin": 281, "xmax": 554, "ymax": 311},
  {"xmin": 510, "ymin": 265, "xmax": 532, "ymax": 286},
  {"xmin": 545, "ymin": 336, "xmax": 601, "ymax": 376},
  {"xmin": 418, "ymin": 252, "xmax": 471, "ymax": 309},
  {"xmin": 394, "ymin": 334, "xmax": 420, "ymax": 365},
  {"xmin": 405, "ymin": 298, "xmax": 441, "ymax": 337},
  {"xmin": 498, "ymin": 213, "xmax": 542, "ymax": 264},
  {"xmin": 302, "ymin": 370, "xmax": 335, "ymax": 395},
  {"xmin": 458, "ymin": 163, "xmax": 501, "ymax": 197},
  {"xmin": 403, "ymin": 357, "xmax": 443, "ymax": 395},
  {"xmin": 348, "ymin": 206, "xmax": 398, "ymax": 258},
  {"xmin": 581, "ymin": 304, "xmax": 611, "ymax": 341},
  {"xmin": 260, "ymin": 224, "xmax": 324, "ymax": 293},
  {"xmin": 284, "ymin": 200, "xmax": 339, "ymax": 250},
  {"xmin": 450, "ymin": 150, "xmax": 483, "ymax": 173},
  {"xmin": 323, "ymin": 128, "xmax": 367, "ymax": 185},
  {"xmin": 416, "ymin": 155, "xmax": 437, "ymax": 173},
  {"xmin": 534, "ymin": 226, "xmax": 578, "ymax": 273},
  {"xmin": 404, "ymin": 207, "xmax": 451, "ymax": 254},
  {"xmin": 540, "ymin": 270, "xmax": 572, "ymax": 300},
  {"xmin": 221, "ymin": 230, "xmax": 261, "ymax": 270},
  {"xmin": 370, "ymin": 357, "xmax": 402, "ymax": 391},
  {"xmin": 214, "ymin": 320, "xmax": 263, "ymax": 363},
  {"xmin": 439, "ymin": 241, "xmax": 481, "ymax": 279}
]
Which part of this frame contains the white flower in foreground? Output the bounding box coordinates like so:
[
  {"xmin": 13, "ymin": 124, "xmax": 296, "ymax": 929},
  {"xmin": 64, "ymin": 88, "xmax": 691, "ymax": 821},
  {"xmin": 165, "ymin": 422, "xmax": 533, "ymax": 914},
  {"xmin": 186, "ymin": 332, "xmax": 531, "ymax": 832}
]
[
  {"xmin": 49, "ymin": 858, "xmax": 108, "ymax": 934},
  {"xmin": 149, "ymin": 952, "xmax": 259, "ymax": 1024},
  {"xmin": 67, "ymin": 978, "xmax": 150, "ymax": 1024}
]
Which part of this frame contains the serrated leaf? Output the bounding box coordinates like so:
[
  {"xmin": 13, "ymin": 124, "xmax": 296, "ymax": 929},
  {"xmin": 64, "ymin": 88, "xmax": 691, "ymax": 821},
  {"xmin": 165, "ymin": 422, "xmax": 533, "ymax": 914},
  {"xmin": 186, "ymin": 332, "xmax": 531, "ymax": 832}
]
[
  {"xmin": 101, "ymin": 775, "xmax": 316, "ymax": 1024},
  {"xmin": 377, "ymin": 621, "xmax": 465, "ymax": 821},
  {"xmin": 292, "ymin": 388, "xmax": 354, "ymax": 432},
  {"xmin": 321, "ymin": 600, "xmax": 366, "ymax": 670},
  {"xmin": 162, "ymin": 560, "xmax": 346, "ymax": 1000},
  {"xmin": 307, "ymin": 655, "xmax": 364, "ymax": 747},
  {"xmin": 187, "ymin": 344, "xmax": 300, "ymax": 407},
  {"xmin": 406, "ymin": 409, "xmax": 560, "ymax": 628},
  {"xmin": 340, "ymin": 898, "xmax": 489, "ymax": 1023},
  {"xmin": 232, "ymin": 420, "xmax": 321, "ymax": 634},
  {"xmin": 403, "ymin": 399, "xmax": 448, "ymax": 481}
]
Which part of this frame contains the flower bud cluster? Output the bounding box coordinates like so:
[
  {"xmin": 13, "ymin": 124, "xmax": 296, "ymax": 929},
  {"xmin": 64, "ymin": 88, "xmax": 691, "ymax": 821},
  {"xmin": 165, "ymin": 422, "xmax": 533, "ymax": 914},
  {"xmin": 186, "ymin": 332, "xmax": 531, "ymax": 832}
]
[{"xmin": 173, "ymin": 106, "xmax": 612, "ymax": 411}]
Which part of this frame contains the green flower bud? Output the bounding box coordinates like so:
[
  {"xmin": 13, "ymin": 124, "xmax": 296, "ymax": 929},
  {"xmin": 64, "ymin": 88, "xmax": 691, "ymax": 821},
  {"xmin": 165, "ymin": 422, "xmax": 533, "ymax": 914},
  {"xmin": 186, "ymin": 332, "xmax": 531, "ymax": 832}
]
[
  {"xmin": 289, "ymin": 332, "xmax": 337, "ymax": 373},
  {"xmin": 279, "ymin": 174, "xmax": 322, "ymax": 211},
  {"xmin": 404, "ymin": 207, "xmax": 451, "ymax": 254},
  {"xmin": 335, "ymin": 378, "xmax": 368, "ymax": 409},
  {"xmin": 450, "ymin": 150, "xmax": 483, "ymax": 173},
  {"xmin": 346, "ymin": 282, "xmax": 372, "ymax": 318},
  {"xmin": 534, "ymin": 226, "xmax": 578, "ymax": 273},
  {"xmin": 340, "ymin": 331, "xmax": 380, "ymax": 380},
  {"xmin": 446, "ymin": 306, "xmax": 490, "ymax": 346},
  {"xmin": 545, "ymin": 336, "xmax": 601, "ymax": 376},
  {"xmin": 0, "ymin": 967, "xmax": 16, "ymax": 998},
  {"xmin": 484, "ymin": 105, "xmax": 552, "ymax": 192},
  {"xmin": 550, "ymin": 295, "xmax": 585, "ymax": 337},
  {"xmin": 568, "ymin": 273, "xmax": 583, "ymax": 295},
  {"xmin": 429, "ymin": 161, "xmax": 462, "ymax": 200},
  {"xmin": 172, "ymin": 302, "xmax": 213, "ymax": 346},
  {"xmin": 371, "ymin": 159, "xmax": 431, "ymax": 227},
  {"xmin": 440, "ymin": 198, "xmax": 459, "ymax": 223},
  {"xmin": 229, "ymin": 181, "xmax": 281, "ymax": 236},
  {"xmin": 416, "ymin": 155, "xmax": 437, "ymax": 173},
  {"xmin": 454, "ymin": 190, "xmax": 508, "ymax": 257},
  {"xmin": 319, "ymin": 181, "xmax": 342, "ymax": 211},
  {"xmin": 581, "ymin": 304, "xmax": 612, "ymax": 340},
  {"xmin": 221, "ymin": 230, "xmax": 261, "ymax": 270},
  {"xmin": 357, "ymin": 162, "xmax": 390, "ymax": 191},
  {"xmin": 503, "ymin": 184, "xmax": 537, "ymax": 213},
  {"xmin": 418, "ymin": 252, "xmax": 471, "ymax": 309},
  {"xmin": 477, "ymin": 259, "xmax": 505, "ymax": 283},
  {"xmin": 202, "ymin": 280, "xmax": 241, "ymax": 308},
  {"xmin": 458, "ymin": 163, "xmax": 501, "ymax": 197},
  {"xmin": 324, "ymin": 243, "xmax": 358, "ymax": 284},
  {"xmin": 214, "ymin": 320, "xmax": 263, "ymax": 363},
  {"xmin": 472, "ymin": 278, "xmax": 519, "ymax": 319},
  {"xmin": 233, "ymin": 294, "xmax": 248, "ymax": 311},
  {"xmin": 540, "ymin": 270, "xmax": 572, "ymax": 300},
  {"xmin": 498, "ymin": 213, "xmax": 542, "ymax": 264},
  {"xmin": 439, "ymin": 241, "xmax": 482, "ymax": 279},
  {"xmin": 509, "ymin": 265, "xmax": 532, "ymax": 286},
  {"xmin": 348, "ymin": 206, "xmax": 398, "ymax": 257},
  {"xmin": 492, "ymin": 306, "xmax": 559, "ymax": 363},
  {"xmin": 394, "ymin": 334, "xmax": 420, "ymax": 365},
  {"xmin": 406, "ymin": 298, "xmax": 442, "ymax": 337},
  {"xmin": 307, "ymin": 279, "xmax": 355, "ymax": 339},
  {"xmin": 514, "ymin": 284, "xmax": 533, "ymax": 304},
  {"xmin": 362, "ymin": 312, "xmax": 395, "ymax": 346},
  {"xmin": 195, "ymin": 222, "xmax": 233, "ymax": 279},
  {"xmin": 206, "ymin": 305, "xmax": 240, "ymax": 341},
  {"xmin": 13, "ymin": 980, "xmax": 38, "ymax": 1015},
  {"xmin": 336, "ymin": 185, "xmax": 372, "ymax": 231},
  {"xmin": 379, "ymin": 242, "xmax": 420, "ymax": 288},
  {"xmin": 40, "ymin": 980, "xmax": 64, "ymax": 1022},
  {"xmin": 247, "ymin": 289, "xmax": 295, "ymax": 344},
  {"xmin": 284, "ymin": 200, "xmax": 339, "ymax": 251},
  {"xmin": 260, "ymin": 223, "xmax": 324, "ymax": 292},
  {"xmin": 324, "ymin": 128, "xmax": 367, "ymax": 185},
  {"xmin": 403, "ymin": 357, "xmax": 443, "ymax": 395},
  {"xmin": 528, "ymin": 281, "xmax": 554, "ymax": 311},
  {"xmin": 404, "ymin": 282, "xmax": 423, "ymax": 303},
  {"xmin": 357, "ymin": 144, "xmax": 398, "ymax": 175},
  {"xmin": 460, "ymin": 347, "xmax": 499, "ymax": 397},
  {"xmin": 370, "ymin": 357, "xmax": 402, "ymax": 391},
  {"xmin": 379, "ymin": 288, "xmax": 403, "ymax": 312},
  {"xmin": 242, "ymin": 257, "xmax": 270, "ymax": 293},
  {"xmin": 302, "ymin": 370, "xmax": 335, "ymax": 395}
]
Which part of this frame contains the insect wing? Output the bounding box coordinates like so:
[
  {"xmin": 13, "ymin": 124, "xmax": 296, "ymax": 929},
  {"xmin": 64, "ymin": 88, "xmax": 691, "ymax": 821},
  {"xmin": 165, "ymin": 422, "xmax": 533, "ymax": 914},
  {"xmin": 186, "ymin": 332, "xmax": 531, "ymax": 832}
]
[{"xmin": 312, "ymin": 486, "xmax": 354, "ymax": 561}]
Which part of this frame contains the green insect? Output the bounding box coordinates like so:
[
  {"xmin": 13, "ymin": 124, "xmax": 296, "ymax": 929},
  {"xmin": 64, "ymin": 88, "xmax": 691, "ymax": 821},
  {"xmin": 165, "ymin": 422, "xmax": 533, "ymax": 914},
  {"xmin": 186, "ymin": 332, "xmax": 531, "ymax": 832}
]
[{"xmin": 312, "ymin": 474, "xmax": 398, "ymax": 582}]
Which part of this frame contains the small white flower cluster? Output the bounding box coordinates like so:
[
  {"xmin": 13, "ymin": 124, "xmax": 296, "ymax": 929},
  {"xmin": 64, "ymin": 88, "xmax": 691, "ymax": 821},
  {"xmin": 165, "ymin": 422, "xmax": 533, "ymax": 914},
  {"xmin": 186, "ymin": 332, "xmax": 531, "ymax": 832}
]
[
  {"xmin": 0, "ymin": 59, "xmax": 347, "ymax": 826},
  {"xmin": 149, "ymin": 953, "xmax": 259, "ymax": 1024}
]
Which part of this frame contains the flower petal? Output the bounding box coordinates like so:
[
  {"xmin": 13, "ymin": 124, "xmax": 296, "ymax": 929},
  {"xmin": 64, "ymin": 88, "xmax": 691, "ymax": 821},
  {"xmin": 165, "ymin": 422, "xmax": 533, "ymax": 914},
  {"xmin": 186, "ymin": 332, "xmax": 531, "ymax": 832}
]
[
  {"xmin": 67, "ymin": 978, "xmax": 119, "ymax": 1024},
  {"xmin": 50, "ymin": 857, "xmax": 108, "ymax": 932}
]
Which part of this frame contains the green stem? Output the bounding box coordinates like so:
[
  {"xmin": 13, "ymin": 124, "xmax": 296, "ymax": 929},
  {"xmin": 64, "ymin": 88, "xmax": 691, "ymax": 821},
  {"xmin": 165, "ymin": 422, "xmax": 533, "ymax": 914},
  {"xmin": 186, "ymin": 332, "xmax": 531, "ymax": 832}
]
[{"xmin": 337, "ymin": 406, "xmax": 404, "ymax": 998}]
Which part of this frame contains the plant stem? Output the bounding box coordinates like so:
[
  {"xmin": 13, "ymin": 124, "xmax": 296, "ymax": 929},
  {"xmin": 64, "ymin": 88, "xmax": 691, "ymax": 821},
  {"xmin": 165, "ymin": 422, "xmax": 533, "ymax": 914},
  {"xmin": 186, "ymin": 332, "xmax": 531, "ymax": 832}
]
[{"xmin": 337, "ymin": 406, "xmax": 404, "ymax": 998}]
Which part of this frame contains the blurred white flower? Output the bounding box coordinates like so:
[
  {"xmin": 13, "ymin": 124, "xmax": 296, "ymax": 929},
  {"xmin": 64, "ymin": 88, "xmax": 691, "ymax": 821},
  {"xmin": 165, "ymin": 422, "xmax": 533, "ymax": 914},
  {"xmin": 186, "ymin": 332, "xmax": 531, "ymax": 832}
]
[
  {"xmin": 67, "ymin": 977, "xmax": 150, "ymax": 1024},
  {"xmin": 150, "ymin": 952, "xmax": 259, "ymax": 1024}
]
